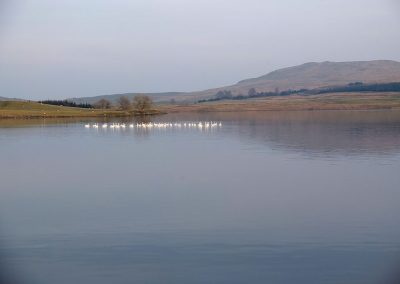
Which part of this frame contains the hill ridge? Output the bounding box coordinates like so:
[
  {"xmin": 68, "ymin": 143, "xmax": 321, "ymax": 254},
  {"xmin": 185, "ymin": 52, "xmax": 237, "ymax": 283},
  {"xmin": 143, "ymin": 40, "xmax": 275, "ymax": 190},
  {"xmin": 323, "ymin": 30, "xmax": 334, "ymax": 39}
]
[{"xmin": 69, "ymin": 60, "xmax": 400, "ymax": 104}]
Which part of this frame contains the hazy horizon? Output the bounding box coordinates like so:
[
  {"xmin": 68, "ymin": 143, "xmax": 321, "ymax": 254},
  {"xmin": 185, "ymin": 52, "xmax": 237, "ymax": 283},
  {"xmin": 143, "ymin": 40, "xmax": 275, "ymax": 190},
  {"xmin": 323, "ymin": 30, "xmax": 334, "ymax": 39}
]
[{"xmin": 1, "ymin": 0, "xmax": 400, "ymax": 100}]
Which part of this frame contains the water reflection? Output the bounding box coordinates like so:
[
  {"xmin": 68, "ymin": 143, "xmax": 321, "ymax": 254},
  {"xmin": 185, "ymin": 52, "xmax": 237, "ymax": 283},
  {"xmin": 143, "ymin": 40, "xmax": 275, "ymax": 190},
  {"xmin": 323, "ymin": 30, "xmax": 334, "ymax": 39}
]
[
  {"xmin": 1, "ymin": 110, "xmax": 400, "ymax": 284},
  {"xmin": 208, "ymin": 111, "xmax": 400, "ymax": 157},
  {"xmin": 3, "ymin": 110, "xmax": 398, "ymax": 157}
]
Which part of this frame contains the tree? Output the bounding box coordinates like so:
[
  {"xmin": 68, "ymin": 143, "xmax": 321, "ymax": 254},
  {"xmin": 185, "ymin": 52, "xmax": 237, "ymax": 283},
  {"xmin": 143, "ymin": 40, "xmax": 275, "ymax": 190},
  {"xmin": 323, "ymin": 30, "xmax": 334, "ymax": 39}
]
[
  {"xmin": 94, "ymin": 99, "xmax": 112, "ymax": 109},
  {"xmin": 133, "ymin": 95, "xmax": 153, "ymax": 112},
  {"xmin": 118, "ymin": 96, "xmax": 131, "ymax": 111},
  {"xmin": 215, "ymin": 90, "xmax": 232, "ymax": 99},
  {"xmin": 248, "ymin": 88, "xmax": 257, "ymax": 97}
]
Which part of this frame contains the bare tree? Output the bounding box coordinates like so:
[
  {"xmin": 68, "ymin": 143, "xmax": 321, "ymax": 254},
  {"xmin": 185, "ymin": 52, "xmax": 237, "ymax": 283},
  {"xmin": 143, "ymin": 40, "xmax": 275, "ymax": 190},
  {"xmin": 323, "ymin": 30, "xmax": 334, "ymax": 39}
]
[
  {"xmin": 118, "ymin": 96, "xmax": 131, "ymax": 111},
  {"xmin": 132, "ymin": 95, "xmax": 153, "ymax": 112},
  {"xmin": 248, "ymin": 88, "xmax": 257, "ymax": 97},
  {"xmin": 94, "ymin": 99, "xmax": 112, "ymax": 109}
]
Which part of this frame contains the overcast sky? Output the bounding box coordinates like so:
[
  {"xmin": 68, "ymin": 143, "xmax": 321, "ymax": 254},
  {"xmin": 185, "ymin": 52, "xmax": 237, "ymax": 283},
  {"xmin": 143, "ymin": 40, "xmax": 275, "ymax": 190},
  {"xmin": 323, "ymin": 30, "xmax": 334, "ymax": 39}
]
[{"xmin": 0, "ymin": 0, "xmax": 399, "ymax": 100}]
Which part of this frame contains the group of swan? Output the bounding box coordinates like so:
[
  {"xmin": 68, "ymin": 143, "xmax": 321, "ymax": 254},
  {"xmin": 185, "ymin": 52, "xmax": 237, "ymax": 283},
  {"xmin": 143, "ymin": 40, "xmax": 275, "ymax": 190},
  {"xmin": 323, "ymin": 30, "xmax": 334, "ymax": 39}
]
[{"xmin": 84, "ymin": 122, "xmax": 222, "ymax": 129}]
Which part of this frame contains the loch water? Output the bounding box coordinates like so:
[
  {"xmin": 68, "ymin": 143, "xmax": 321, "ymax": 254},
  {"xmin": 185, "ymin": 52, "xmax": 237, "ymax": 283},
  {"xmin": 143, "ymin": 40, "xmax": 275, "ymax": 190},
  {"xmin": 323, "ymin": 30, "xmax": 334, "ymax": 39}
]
[{"xmin": 1, "ymin": 111, "xmax": 400, "ymax": 284}]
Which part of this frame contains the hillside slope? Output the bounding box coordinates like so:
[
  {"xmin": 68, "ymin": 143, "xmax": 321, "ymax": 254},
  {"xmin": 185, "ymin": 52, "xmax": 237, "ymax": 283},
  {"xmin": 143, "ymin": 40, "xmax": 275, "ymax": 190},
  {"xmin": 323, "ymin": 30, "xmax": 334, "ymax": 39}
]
[
  {"xmin": 70, "ymin": 60, "xmax": 400, "ymax": 104},
  {"xmin": 237, "ymin": 60, "xmax": 400, "ymax": 90},
  {"xmin": 191, "ymin": 60, "xmax": 400, "ymax": 101},
  {"xmin": 0, "ymin": 96, "xmax": 22, "ymax": 101}
]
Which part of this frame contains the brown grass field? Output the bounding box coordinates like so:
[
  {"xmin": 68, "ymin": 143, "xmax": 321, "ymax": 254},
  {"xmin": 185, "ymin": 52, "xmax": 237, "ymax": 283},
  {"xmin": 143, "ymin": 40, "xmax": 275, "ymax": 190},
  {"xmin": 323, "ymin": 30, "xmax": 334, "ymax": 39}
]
[
  {"xmin": 2, "ymin": 93, "xmax": 400, "ymax": 119},
  {"xmin": 160, "ymin": 92, "xmax": 400, "ymax": 113},
  {"xmin": 0, "ymin": 101, "xmax": 162, "ymax": 119}
]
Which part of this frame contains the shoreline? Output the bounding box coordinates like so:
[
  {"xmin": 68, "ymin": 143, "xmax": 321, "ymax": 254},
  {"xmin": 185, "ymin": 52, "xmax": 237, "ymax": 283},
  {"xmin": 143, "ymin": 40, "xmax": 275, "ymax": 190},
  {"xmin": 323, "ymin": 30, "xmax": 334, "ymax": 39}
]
[
  {"xmin": 2, "ymin": 92, "xmax": 400, "ymax": 119},
  {"xmin": 160, "ymin": 92, "xmax": 400, "ymax": 113},
  {"xmin": 0, "ymin": 111, "xmax": 164, "ymax": 119},
  {"xmin": 0, "ymin": 101, "xmax": 165, "ymax": 119}
]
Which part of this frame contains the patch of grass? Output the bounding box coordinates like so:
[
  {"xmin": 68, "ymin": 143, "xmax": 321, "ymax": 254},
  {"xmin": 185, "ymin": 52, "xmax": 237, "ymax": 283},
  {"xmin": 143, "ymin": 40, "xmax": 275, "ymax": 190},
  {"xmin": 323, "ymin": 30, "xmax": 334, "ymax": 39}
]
[
  {"xmin": 159, "ymin": 92, "xmax": 400, "ymax": 113},
  {"xmin": 0, "ymin": 101, "xmax": 162, "ymax": 119}
]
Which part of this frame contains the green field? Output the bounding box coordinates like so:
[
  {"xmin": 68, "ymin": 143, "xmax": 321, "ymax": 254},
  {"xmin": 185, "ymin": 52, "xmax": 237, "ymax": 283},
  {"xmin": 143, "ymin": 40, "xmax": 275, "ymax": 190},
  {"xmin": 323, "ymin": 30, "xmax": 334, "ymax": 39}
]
[{"xmin": 0, "ymin": 101, "xmax": 161, "ymax": 118}]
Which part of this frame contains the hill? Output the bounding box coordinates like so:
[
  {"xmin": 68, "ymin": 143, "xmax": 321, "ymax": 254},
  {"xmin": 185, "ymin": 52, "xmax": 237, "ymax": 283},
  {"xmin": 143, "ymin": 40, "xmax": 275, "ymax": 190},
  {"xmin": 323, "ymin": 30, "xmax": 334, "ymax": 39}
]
[
  {"xmin": 191, "ymin": 60, "xmax": 400, "ymax": 101},
  {"xmin": 69, "ymin": 60, "xmax": 400, "ymax": 104},
  {"xmin": 236, "ymin": 60, "xmax": 400, "ymax": 90},
  {"xmin": 0, "ymin": 96, "xmax": 23, "ymax": 101}
]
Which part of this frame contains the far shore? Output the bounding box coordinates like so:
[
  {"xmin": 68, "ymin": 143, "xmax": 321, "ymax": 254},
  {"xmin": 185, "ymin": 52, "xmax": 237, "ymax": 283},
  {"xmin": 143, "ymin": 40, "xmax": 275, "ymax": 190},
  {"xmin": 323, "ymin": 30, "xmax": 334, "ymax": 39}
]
[
  {"xmin": 1, "ymin": 92, "xmax": 400, "ymax": 119},
  {"xmin": 160, "ymin": 92, "xmax": 400, "ymax": 113},
  {"xmin": 0, "ymin": 101, "xmax": 164, "ymax": 119}
]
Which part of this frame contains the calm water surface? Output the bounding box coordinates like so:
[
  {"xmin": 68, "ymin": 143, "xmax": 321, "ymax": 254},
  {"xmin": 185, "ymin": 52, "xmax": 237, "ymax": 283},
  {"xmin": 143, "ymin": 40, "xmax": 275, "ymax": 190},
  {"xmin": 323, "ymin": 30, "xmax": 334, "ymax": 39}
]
[{"xmin": 1, "ymin": 111, "xmax": 400, "ymax": 284}]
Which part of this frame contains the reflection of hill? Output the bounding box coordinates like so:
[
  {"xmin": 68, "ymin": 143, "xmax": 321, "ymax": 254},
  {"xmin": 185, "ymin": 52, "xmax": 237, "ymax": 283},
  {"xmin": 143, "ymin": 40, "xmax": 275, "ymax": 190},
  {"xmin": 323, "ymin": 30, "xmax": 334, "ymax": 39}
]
[{"xmin": 163, "ymin": 111, "xmax": 400, "ymax": 157}]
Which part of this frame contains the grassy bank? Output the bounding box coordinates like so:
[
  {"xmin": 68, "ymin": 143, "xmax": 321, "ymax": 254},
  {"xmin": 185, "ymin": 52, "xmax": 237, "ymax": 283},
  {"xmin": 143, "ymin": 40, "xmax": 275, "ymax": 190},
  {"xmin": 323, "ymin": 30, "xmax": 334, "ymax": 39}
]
[
  {"xmin": 0, "ymin": 101, "xmax": 162, "ymax": 119},
  {"xmin": 2, "ymin": 93, "xmax": 400, "ymax": 119},
  {"xmin": 160, "ymin": 92, "xmax": 400, "ymax": 113}
]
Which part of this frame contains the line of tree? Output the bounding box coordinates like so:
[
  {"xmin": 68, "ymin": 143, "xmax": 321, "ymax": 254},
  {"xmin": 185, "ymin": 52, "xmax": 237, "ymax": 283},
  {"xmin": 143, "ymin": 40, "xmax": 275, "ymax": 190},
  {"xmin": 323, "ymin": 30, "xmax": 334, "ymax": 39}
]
[
  {"xmin": 198, "ymin": 82, "xmax": 400, "ymax": 103},
  {"xmin": 94, "ymin": 99, "xmax": 112, "ymax": 109},
  {"xmin": 39, "ymin": 100, "xmax": 93, "ymax": 108},
  {"xmin": 314, "ymin": 82, "xmax": 400, "ymax": 94},
  {"xmin": 198, "ymin": 88, "xmax": 304, "ymax": 103},
  {"xmin": 133, "ymin": 95, "xmax": 153, "ymax": 111},
  {"xmin": 117, "ymin": 95, "xmax": 154, "ymax": 112}
]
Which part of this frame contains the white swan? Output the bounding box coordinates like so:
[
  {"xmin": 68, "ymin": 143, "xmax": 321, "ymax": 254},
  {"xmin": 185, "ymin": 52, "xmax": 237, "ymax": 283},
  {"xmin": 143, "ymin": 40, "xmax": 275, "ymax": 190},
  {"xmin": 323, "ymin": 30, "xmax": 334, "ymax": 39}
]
[{"xmin": 85, "ymin": 121, "xmax": 222, "ymax": 130}]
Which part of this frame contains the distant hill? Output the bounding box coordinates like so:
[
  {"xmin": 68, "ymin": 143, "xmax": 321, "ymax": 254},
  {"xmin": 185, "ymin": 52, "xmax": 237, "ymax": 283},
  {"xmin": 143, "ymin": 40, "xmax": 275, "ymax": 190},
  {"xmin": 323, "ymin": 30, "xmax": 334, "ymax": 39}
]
[
  {"xmin": 0, "ymin": 96, "xmax": 13, "ymax": 101},
  {"xmin": 0, "ymin": 96, "xmax": 23, "ymax": 101},
  {"xmin": 69, "ymin": 60, "xmax": 400, "ymax": 104},
  {"xmin": 236, "ymin": 60, "xmax": 400, "ymax": 90}
]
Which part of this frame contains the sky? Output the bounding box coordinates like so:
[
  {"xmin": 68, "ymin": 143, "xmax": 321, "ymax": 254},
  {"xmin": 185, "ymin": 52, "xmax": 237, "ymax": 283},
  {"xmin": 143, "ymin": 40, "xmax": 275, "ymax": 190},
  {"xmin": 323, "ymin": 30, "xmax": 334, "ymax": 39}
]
[{"xmin": 0, "ymin": 0, "xmax": 399, "ymax": 100}]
